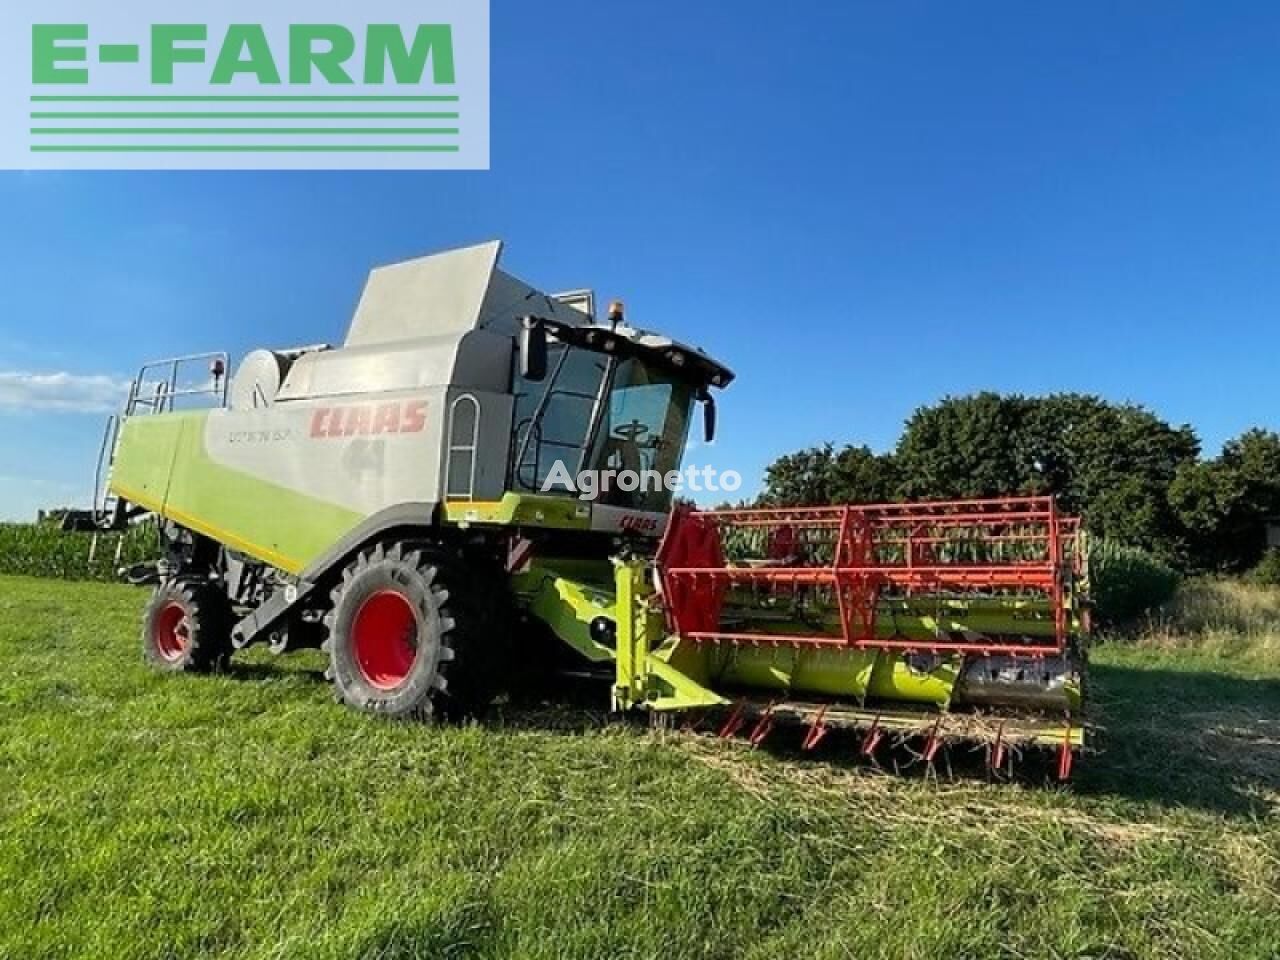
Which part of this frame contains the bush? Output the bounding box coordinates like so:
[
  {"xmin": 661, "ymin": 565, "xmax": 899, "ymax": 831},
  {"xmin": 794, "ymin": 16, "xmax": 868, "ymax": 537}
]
[
  {"xmin": 1131, "ymin": 578, "xmax": 1280, "ymax": 661},
  {"xmin": 1088, "ymin": 537, "xmax": 1180, "ymax": 625},
  {"xmin": 1248, "ymin": 547, "xmax": 1280, "ymax": 587},
  {"xmin": 0, "ymin": 522, "xmax": 157, "ymax": 582}
]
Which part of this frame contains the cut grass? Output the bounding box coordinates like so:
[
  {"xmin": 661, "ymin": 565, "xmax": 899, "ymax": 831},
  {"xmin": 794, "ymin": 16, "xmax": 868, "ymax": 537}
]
[{"xmin": 1, "ymin": 575, "xmax": 1278, "ymax": 959}]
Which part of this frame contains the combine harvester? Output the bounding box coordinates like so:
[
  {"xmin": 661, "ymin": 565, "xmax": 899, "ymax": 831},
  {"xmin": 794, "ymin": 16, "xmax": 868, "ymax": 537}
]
[{"xmin": 93, "ymin": 241, "xmax": 1088, "ymax": 778}]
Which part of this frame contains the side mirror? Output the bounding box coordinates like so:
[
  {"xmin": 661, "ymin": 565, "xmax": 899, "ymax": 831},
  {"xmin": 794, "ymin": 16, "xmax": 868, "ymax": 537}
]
[
  {"xmin": 520, "ymin": 318, "xmax": 547, "ymax": 381},
  {"xmin": 701, "ymin": 391, "xmax": 717, "ymax": 444}
]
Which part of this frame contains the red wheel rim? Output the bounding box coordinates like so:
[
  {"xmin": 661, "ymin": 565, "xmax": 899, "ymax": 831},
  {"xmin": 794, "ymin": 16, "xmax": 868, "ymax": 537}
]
[
  {"xmin": 154, "ymin": 602, "xmax": 189, "ymax": 661},
  {"xmin": 352, "ymin": 590, "xmax": 419, "ymax": 690}
]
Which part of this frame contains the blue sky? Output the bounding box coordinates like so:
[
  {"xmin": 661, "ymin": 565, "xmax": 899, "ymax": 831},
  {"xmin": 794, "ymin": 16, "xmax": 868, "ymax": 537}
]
[{"xmin": 1, "ymin": 1, "xmax": 1278, "ymax": 520}]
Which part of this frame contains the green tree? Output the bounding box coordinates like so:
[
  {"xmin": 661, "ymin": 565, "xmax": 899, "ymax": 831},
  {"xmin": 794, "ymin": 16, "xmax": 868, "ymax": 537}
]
[
  {"xmin": 893, "ymin": 392, "xmax": 1197, "ymax": 559},
  {"xmin": 1026, "ymin": 395, "xmax": 1198, "ymax": 557},
  {"xmin": 762, "ymin": 443, "xmax": 899, "ymax": 506},
  {"xmin": 895, "ymin": 392, "xmax": 1033, "ymax": 499},
  {"xmin": 829, "ymin": 445, "xmax": 901, "ymax": 504},
  {"xmin": 761, "ymin": 444, "xmax": 838, "ymax": 506},
  {"xmin": 1170, "ymin": 429, "xmax": 1280, "ymax": 571},
  {"xmin": 765, "ymin": 391, "xmax": 1204, "ymax": 562}
]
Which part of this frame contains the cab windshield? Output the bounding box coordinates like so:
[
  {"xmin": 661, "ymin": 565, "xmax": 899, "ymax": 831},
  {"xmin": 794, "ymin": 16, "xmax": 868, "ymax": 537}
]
[
  {"xmin": 583, "ymin": 357, "xmax": 693, "ymax": 511},
  {"xmin": 510, "ymin": 347, "xmax": 695, "ymax": 512}
]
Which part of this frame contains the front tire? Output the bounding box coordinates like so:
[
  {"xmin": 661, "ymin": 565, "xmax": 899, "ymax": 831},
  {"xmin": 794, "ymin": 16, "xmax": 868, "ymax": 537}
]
[
  {"xmin": 324, "ymin": 542, "xmax": 499, "ymax": 721},
  {"xmin": 141, "ymin": 580, "xmax": 232, "ymax": 673}
]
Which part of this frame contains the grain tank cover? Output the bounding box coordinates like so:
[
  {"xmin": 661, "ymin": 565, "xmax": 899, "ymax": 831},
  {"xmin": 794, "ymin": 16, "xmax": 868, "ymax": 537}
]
[
  {"xmin": 276, "ymin": 240, "xmax": 590, "ymax": 401},
  {"xmin": 344, "ymin": 241, "xmax": 504, "ymax": 347},
  {"xmin": 344, "ymin": 239, "xmax": 593, "ymax": 346}
]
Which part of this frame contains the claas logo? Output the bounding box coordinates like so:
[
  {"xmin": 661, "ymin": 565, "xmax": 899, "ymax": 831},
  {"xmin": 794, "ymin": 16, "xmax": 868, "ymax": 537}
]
[
  {"xmin": 620, "ymin": 514, "xmax": 660, "ymax": 533},
  {"xmin": 310, "ymin": 401, "xmax": 427, "ymax": 438}
]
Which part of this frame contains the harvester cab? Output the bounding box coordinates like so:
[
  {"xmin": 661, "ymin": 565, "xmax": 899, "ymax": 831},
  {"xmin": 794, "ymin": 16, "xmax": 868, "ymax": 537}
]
[{"xmin": 101, "ymin": 240, "xmax": 1088, "ymax": 778}]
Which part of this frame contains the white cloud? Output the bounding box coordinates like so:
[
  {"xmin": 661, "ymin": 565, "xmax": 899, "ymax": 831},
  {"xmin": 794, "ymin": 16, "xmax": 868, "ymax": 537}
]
[{"xmin": 0, "ymin": 371, "xmax": 130, "ymax": 415}]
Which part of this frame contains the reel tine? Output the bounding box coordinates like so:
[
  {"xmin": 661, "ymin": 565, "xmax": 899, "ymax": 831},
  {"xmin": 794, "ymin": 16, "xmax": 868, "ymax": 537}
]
[
  {"xmin": 748, "ymin": 701, "xmax": 777, "ymax": 747},
  {"xmin": 801, "ymin": 705, "xmax": 829, "ymax": 752},
  {"xmin": 860, "ymin": 713, "xmax": 884, "ymax": 758},
  {"xmin": 1057, "ymin": 719, "xmax": 1075, "ymax": 781},
  {"xmin": 989, "ymin": 720, "xmax": 1007, "ymax": 774},
  {"xmin": 923, "ymin": 716, "xmax": 944, "ymax": 767},
  {"xmin": 718, "ymin": 700, "xmax": 747, "ymax": 740}
]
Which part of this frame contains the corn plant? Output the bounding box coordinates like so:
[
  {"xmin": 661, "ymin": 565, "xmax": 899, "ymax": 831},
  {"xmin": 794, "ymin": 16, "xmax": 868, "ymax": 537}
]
[
  {"xmin": 0, "ymin": 521, "xmax": 157, "ymax": 582},
  {"xmin": 1087, "ymin": 537, "xmax": 1180, "ymax": 625}
]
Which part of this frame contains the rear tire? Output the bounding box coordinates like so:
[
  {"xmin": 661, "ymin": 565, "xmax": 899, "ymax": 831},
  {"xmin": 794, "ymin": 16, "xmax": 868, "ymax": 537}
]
[
  {"xmin": 324, "ymin": 541, "xmax": 503, "ymax": 722},
  {"xmin": 141, "ymin": 580, "xmax": 232, "ymax": 673}
]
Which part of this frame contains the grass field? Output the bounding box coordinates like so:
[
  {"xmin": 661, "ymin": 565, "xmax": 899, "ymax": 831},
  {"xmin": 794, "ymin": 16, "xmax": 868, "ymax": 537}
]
[{"xmin": 1, "ymin": 576, "xmax": 1278, "ymax": 960}]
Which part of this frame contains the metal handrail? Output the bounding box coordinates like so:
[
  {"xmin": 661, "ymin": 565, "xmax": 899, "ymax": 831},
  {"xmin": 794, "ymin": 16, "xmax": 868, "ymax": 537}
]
[
  {"xmin": 445, "ymin": 394, "xmax": 482, "ymax": 501},
  {"xmin": 125, "ymin": 352, "xmax": 230, "ymax": 416},
  {"xmin": 91, "ymin": 414, "xmax": 118, "ymax": 527}
]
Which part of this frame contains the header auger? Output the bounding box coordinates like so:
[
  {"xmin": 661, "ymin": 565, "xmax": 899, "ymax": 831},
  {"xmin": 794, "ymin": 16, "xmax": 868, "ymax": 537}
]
[{"xmin": 94, "ymin": 240, "xmax": 1089, "ymax": 779}]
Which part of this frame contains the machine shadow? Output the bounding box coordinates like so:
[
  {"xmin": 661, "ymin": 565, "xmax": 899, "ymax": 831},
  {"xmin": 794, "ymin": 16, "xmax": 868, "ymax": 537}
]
[
  {"xmin": 223, "ymin": 657, "xmax": 327, "ymax": 684},
  {"xmin": 492, "ymin": 661, "xmax": 1280, "ymax": 819},
  {"xmin": 729, "ymin": 661, "xmax": 1280, "ymax": 816},
  {"xmin": 222, "ymin": 656, "xmax": 619, "ymax": 735},
  {"xmin": 1074, "ymin": 660, "xmax": 1280, "ymax": 817},
  {"xmin": 220, "ymin": 651, "xmax": 1280, "ymax": 818}
]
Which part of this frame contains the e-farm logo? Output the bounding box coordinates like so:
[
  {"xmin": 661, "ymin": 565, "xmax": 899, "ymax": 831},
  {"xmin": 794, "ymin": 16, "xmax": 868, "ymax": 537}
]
[{"xmin": 0, "ymin": 1, "xmax": 489, "ymax": 170}]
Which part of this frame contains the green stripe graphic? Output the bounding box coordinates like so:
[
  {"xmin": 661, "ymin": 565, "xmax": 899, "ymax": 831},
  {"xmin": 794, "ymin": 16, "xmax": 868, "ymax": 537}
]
[
  {"xmin": 31, "ymin": 95, "xmax": 459, "ymax": 103},
  {"xmin": 30, "ymin": 145, "xmax": 462, "ymax": 153},
  {"xmin": 32, "ymin": 112, "xmax": 459, "ymax": 119},
  {"xmin": 27, "ymin": 95, "xmax": 469, "ymax": 158},
  {"xmin": 32, "ymin": 128, "xmax": 460, "ymax": 136}
]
